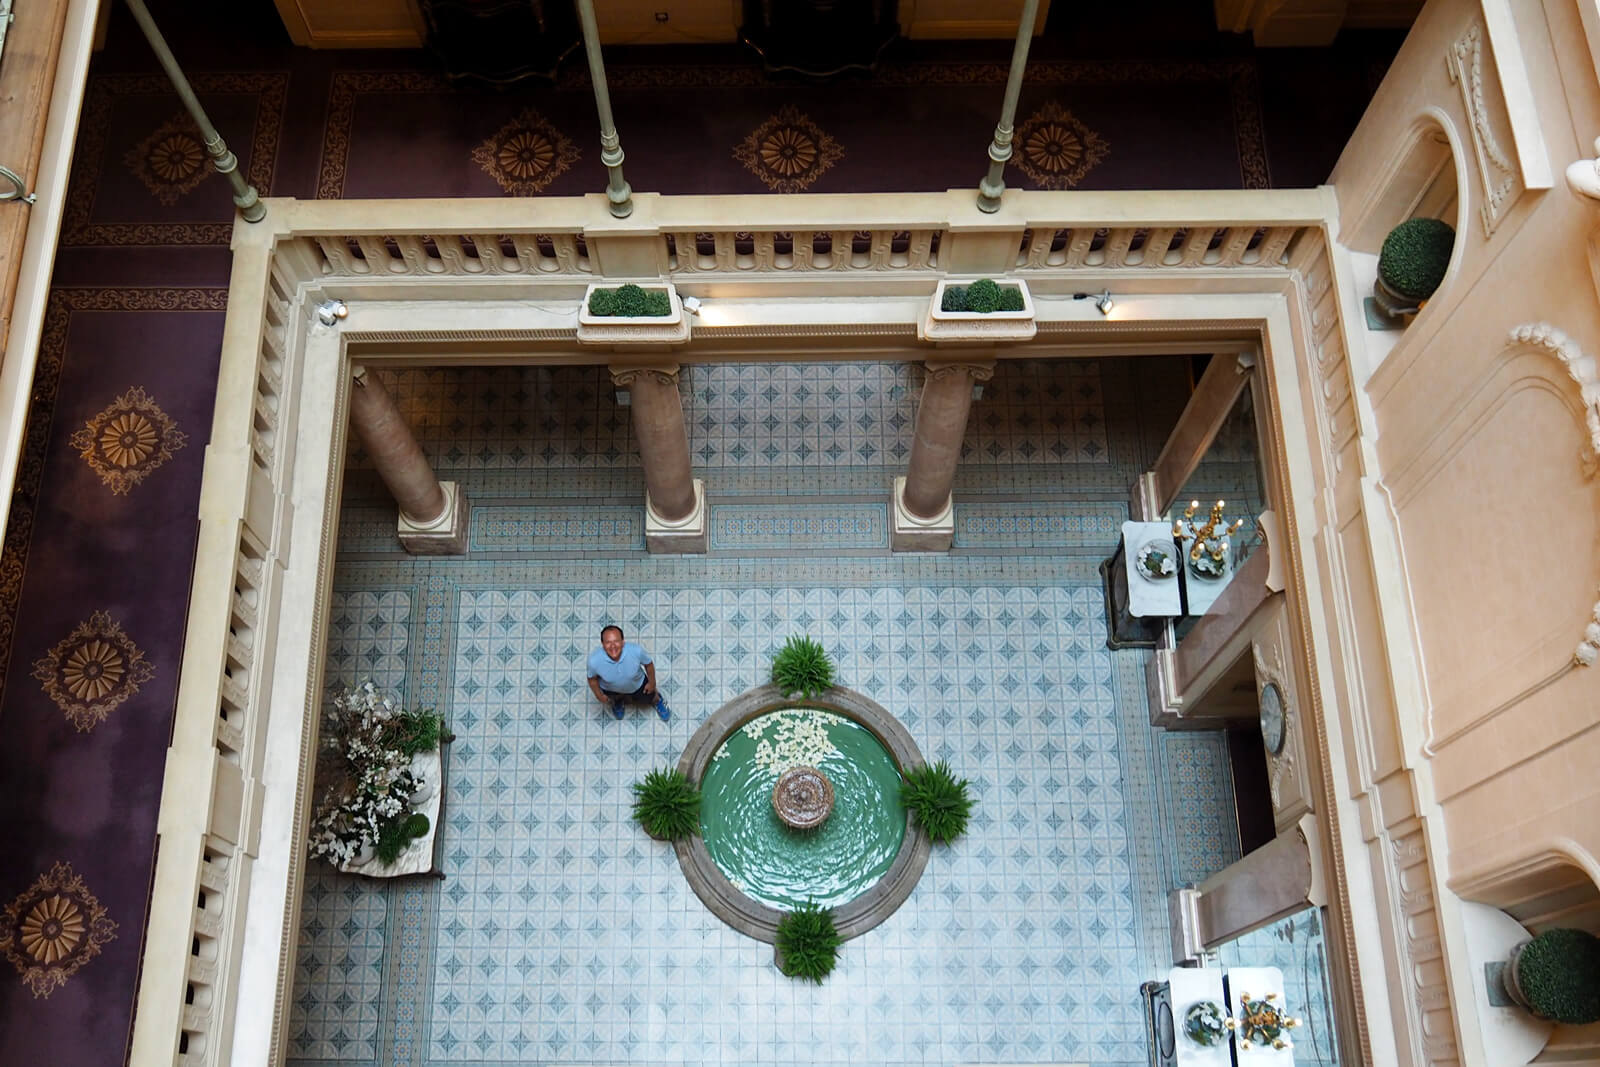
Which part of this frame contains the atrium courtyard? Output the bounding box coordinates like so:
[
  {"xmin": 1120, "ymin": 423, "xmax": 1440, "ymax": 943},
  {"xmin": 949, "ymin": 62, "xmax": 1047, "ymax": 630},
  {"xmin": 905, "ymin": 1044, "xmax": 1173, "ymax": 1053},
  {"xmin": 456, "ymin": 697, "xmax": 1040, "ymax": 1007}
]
[{"xmin": 286, "ymin": 356, "xmax": 1335, "ymax": 1066}]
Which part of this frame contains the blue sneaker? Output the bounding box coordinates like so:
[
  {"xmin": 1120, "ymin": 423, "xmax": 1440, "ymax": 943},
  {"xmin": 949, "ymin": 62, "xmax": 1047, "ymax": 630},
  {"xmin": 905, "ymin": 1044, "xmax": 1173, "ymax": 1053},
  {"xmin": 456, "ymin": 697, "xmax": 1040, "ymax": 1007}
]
[
  {"xmin": 654, "ymin": 697, "xmax": 671, "ymax": 722},
  {"xmin": 611, "ymin": 698, "xmax": 626, "ymax": 720}
]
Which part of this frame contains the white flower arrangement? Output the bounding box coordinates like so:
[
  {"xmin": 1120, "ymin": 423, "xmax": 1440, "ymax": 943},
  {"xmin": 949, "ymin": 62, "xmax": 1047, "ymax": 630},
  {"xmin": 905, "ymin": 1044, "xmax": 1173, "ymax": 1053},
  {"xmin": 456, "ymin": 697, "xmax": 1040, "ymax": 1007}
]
[
  {"xmin": 1134, "ymin": 540, "xmax": 1177, "ymax": 580},
  {"xmin": 712, "ymin": 708, "xmax": 846, "ymax": 775},
  {"xmin": 307, "ymin": 681, "xmax": 440, "ymax": 868}
]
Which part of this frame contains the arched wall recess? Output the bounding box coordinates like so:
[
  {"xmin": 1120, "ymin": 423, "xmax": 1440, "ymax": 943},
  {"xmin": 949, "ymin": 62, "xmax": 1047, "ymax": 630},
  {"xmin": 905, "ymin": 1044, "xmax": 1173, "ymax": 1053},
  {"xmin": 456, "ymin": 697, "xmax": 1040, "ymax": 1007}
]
[
  {"xmin": 1344, "ymin": 109, "xmax": 1467, "ymax": 254},
  {"xmin": 1508, "ymin": 322, "xmax": 1600, "ymax": 667}
]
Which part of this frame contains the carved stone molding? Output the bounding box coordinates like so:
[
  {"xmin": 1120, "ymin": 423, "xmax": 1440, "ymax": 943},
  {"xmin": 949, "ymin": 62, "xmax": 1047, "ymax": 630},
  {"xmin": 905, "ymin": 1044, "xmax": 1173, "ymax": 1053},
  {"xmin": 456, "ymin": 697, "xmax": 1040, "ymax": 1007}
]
[
  {"xmin": 608, "ymin": 364, "xmax": 681, "ymax": 388},
  {"xmin": 1447, "ymin": 20, "xmax": 1521, "ymax": 236},
  {"xmin": 923, "ymin": 361, "xmax": 995, "ymax": 384},
  {"xmin": 1390, "ymin": 828, "xmax": 1462, "ymax": 1066},
  {"xmin": 1509, "ymin": 322, "xmax": 1600, "ymax": 455}
]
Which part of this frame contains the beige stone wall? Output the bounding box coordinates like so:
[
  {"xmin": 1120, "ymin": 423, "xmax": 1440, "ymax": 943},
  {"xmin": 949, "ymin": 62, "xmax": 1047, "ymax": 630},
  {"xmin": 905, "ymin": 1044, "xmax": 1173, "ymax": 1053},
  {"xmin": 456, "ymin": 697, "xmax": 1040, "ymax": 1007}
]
[{"xmin": 1330, "ymin": 0, "xmax": 1600, "ymax": 1052}]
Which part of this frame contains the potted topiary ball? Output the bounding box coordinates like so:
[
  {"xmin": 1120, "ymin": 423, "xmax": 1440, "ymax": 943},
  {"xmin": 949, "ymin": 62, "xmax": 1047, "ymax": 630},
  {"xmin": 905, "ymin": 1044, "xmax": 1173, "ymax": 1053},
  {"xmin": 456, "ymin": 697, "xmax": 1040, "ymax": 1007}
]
[
  {"xmin": 1504, "ymin": 928, "xmax": 1600, "ymax": 1024},
  {"xmin": 1374, "ymin": 217, "xmax": 1455, "ymax": 318}
]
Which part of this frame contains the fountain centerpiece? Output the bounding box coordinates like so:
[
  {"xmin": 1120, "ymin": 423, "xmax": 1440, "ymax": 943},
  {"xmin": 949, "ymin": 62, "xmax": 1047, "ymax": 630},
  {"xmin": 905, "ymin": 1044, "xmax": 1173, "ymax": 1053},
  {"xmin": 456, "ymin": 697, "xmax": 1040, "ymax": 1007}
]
[{"xmin": 772, "ymin": 764, "xmax": 834, "ymax": 829}]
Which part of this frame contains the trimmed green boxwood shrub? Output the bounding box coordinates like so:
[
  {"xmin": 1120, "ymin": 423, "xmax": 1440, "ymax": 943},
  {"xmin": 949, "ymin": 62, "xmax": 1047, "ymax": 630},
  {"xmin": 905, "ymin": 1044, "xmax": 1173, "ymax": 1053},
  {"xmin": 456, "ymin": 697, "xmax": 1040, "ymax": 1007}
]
[
  {"xmin": 939, "ymin": 279, "xmax": 1025, "ymax": 313},
  {"xmin": 775, "ymin": 902, "xmax": 840, "ymax": 982},
  {"xmin": 1512, "ymin": 928, "xmax": 1600, "ymax": 1023},
  {"xmin": 588, "ymin": 283, "xmax": 673, "ymax": 317},
  {"xmin": 1377, "ymin": 218, "xmax": 1455, "ymax": 300}
]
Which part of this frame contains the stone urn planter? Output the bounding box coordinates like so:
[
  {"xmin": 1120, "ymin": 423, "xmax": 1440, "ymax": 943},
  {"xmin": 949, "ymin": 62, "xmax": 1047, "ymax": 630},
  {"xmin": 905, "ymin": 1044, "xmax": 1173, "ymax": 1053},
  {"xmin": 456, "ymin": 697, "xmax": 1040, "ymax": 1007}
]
[
  {"xmin": 576, "ymin": 282, "xmax": 691, "ymax": 345},
  {"xmin": 919, "ymin": 278, "xmax": 1036, "ymax": 343}
]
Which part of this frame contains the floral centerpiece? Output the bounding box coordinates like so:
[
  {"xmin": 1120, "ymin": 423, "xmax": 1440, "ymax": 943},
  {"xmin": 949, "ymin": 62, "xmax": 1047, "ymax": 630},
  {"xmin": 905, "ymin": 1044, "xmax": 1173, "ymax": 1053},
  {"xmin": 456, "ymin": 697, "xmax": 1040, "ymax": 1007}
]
[
  {"xmin": 1228, "ymin": 990, "xmax": 1300, "ymax": 1051},
  {"xmin": 308, "ymin": 681, "xmax": 448, "ymax": 870},
  {"xmin": 1183, "ymin": 999, "xmax": 1228, "ymax": 1047},
  {"xmin": 1189, "ymin": 540, "xmax": 1229, "ymax": 580},
  {"xmin": 1135, "ymin": 539, "xmax": 1177, "ymax": 581}
]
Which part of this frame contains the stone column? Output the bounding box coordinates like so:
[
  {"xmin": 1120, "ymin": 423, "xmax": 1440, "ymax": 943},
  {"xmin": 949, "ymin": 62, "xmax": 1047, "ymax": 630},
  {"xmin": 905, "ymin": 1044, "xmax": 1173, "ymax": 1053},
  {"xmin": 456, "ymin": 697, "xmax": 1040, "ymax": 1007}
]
[
  {"xmin": 348, "ymin": 365, "xmax": 468, "ymax": 555},
  {"xmin": 611, "ymin": 363, "xmax": 706, "ymax": 553},
  {"xmin": 1131, "ymin": 350, "xmax": 1255, "ymax": 521},
  {"xmin": 892, "ymin": 359, "xmax": 994, "ymax": 551}
]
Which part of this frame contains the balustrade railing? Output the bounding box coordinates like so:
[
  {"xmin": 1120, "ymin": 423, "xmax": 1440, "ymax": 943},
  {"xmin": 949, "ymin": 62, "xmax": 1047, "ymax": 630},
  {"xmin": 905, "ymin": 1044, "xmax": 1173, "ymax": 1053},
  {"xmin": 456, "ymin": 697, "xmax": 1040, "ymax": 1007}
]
[
  {"xmin": 133, "ymin": 184, "xmax": 1335, "ymax": 1067},
  {"xmin": 276, "ymin": 189, "xmax": 1325, "ymax": 282}
]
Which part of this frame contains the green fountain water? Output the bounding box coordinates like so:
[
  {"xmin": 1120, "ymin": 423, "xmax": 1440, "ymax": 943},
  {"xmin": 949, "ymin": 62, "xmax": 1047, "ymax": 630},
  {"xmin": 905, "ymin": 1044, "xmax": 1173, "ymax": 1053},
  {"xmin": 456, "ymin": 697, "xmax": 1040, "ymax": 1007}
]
[{"xmin": 698, "ymin": 707, "xmax": 906, "ymax": 911}]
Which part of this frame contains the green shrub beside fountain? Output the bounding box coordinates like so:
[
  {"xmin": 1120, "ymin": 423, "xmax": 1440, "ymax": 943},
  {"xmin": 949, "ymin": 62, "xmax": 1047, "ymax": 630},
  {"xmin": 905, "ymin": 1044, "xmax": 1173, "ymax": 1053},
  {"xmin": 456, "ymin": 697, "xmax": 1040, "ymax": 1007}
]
[
  {"xmin": 775, "ymin": 903, "xmax": 841, "ymax": 982},
  {"xmin": 632, "ymin": 767, "xmax": 702, "ymax": 842},
  {"xmin": 900, "ymin": 760, "xmax": 973, "ymax": 844},
  {"xmin": 771, "ymin": 634, "xmax": 835, "ymax": 699}
]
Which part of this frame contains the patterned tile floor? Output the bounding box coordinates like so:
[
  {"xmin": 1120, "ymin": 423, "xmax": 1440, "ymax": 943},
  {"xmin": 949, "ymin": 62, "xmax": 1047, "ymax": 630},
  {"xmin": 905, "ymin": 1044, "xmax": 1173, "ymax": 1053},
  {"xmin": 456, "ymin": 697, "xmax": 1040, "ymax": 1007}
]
[{"xmin": 291, "ymin": 357, "xmax": 1256, "ymax": 1067}]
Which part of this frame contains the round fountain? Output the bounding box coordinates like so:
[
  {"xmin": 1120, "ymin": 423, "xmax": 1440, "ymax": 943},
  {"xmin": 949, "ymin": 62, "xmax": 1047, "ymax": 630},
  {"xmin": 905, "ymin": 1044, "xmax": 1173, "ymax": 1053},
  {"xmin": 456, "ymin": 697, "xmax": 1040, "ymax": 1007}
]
[{"xmin": 676, "ymin": 684, "xmax": 930, "ymax": 943}]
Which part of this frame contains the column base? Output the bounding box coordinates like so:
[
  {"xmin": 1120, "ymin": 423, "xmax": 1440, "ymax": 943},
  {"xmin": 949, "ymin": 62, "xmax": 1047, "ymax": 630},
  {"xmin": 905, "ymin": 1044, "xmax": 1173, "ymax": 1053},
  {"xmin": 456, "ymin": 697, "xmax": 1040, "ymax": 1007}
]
[
  {"xmin": 890, "ymin": 476, "xmax": 954, "ymax": 552},
  {"xmin": 646, "ymin": 478, "xmax": 707, "ymax": 554},
  {"xmin": 1169, "ymin": 886, "xmax": 1205, "ymax": 965},
  {"xmin": 398, "ymin": 481, "xmax": 469, "ymax": 555}
]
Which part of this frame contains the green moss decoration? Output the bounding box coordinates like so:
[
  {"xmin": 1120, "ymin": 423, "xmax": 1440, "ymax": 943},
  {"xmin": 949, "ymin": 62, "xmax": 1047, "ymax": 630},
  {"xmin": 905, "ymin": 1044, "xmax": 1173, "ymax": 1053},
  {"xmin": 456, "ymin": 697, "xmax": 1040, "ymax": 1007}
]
[
  {"xmin": 964, "ymin": 278, "xmax": 1001, "ymax": 314},
  {"xmin": 938, "ymin": 279, "xmax": 1024, "ymax": 314},
  {"xmin": 1514, "ymin": 928, "xmax": 1600, "ymax": 1024},
  {"xmin": 631, "ymin": 767, "xmax": 702, "ymax": 841},
  {"xmin": 775, "ymin": 902, "xmax": 841, "ymax": 982},
  {"xmin": 587, "ymin": 284, "xmax": 674, "ymax": 318},
  {"xmin": 900, "ymin": 760, "xmax": 973, "ymax": 844},
  {"xmin": 1377, "ymin": 217, "xmax": 1455, "ymax": 300},
  {"xmin": 771, "ymin": 635, "xmax": 835, "ymax": 699},
  {"xmin": 403, "ymin": 812, "xmax": 430, "ymax": 838}
]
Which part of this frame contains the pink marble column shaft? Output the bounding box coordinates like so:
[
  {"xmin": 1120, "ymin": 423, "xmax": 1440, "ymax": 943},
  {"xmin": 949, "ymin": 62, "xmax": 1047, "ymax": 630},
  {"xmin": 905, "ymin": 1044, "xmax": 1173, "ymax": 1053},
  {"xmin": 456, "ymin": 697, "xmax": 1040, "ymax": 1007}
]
[
  {"xmin": 903, "ymin": 361, "xmax": 994, "ymax": 519},
  {"xmin": 347, "ymin": 365, "xmax": 447, "ymax": 525},
  {"xmin": 614, "ymin": 365, "xmax": 696, "ymax": 521}
]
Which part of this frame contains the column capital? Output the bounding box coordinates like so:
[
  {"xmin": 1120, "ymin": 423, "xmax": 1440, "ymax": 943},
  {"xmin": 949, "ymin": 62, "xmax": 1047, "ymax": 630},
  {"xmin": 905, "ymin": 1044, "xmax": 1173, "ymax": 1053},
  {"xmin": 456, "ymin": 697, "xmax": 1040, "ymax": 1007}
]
[
  {"xmin": 923, "ymin": 358, "xmax": 996, "ymax": 384},
  {"xmin": 609, "ymin": 362, "xmax": 681, "ymax": 388}
]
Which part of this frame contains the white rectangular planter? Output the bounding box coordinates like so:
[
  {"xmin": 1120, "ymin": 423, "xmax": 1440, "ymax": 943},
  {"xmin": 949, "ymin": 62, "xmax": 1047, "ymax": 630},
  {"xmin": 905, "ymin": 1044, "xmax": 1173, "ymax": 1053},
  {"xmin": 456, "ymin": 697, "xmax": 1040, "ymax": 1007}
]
[
  {"xmin": 919, "ymin": 278, "xmax": 1037, "ymax": 343},
  {"xmin": 576, "ymin": 282, "xmax": 691, "ymax": 345}
]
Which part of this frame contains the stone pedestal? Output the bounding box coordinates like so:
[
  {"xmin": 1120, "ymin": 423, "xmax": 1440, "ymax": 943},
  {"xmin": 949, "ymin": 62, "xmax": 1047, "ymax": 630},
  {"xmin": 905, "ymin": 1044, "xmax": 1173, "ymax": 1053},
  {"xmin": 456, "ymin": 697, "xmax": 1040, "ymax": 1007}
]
[
  {"xmin": 645, "ymin": 478, "xmax": 707, "ymax": 554},
  {"xmin": 891, "ymin": 475, "xmax": 955, "ymax": 552},
  {"xmin": 398, "ymin": 481, "xmax": 469, "ymax": 554}
]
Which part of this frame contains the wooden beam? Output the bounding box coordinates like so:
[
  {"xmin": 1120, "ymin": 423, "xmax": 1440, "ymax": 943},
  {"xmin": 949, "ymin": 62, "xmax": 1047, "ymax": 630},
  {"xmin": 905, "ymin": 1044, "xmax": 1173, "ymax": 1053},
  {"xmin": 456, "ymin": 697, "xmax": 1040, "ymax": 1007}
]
[{"xmin": 0, "ymin": 0, "xmax": 73, "ymax": 359}]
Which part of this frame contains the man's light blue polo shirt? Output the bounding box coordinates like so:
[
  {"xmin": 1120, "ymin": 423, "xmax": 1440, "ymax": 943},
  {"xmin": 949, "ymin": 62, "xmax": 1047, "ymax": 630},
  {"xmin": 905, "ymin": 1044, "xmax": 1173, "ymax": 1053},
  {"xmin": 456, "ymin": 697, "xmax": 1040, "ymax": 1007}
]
[{"xmin": 587, "ymin": 641, "xmax": 652, "ymax": 694}]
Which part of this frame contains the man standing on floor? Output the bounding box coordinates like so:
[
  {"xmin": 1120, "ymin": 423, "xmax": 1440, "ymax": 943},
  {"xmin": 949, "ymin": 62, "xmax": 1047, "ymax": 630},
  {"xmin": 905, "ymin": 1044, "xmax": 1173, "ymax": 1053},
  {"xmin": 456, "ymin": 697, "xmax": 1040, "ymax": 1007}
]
[{"xmin": 586, "ymin": 624, "xmax": 672, "ymax": 722}]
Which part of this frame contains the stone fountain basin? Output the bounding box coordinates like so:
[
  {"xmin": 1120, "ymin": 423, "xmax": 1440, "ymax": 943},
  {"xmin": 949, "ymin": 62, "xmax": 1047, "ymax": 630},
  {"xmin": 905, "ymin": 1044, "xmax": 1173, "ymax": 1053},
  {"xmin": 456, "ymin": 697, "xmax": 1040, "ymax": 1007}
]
[{"xmin": 675, "ymin": 683, "xmax": 931, "ymax": 944}]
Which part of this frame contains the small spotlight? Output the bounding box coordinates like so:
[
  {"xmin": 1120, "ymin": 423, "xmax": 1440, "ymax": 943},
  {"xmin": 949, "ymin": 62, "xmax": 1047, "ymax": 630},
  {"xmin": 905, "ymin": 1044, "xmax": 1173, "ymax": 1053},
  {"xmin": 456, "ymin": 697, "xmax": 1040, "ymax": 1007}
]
[
  {"xmin": 681, "ymin": 296, "xmax": 703, "ymax": 316},
  {"xmin": 1093, "ymin": 290, "xmax": 1113, "ymax": 315},
  {"xmin": 316, "ymin": 299, "xmax": 349, "ymax": 326}
]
